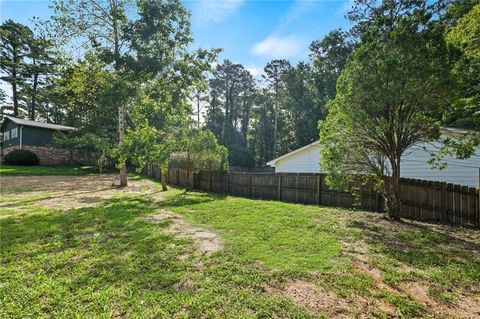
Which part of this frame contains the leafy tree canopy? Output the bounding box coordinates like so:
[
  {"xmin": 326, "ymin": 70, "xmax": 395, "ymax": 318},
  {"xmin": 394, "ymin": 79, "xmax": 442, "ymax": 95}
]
[{"xmin": 320, "ymin": 0, "xmax": 453, "ymax": 217}]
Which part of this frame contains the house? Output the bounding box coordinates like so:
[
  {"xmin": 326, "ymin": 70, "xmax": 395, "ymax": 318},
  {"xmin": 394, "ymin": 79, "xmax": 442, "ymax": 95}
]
[
  {"xmin": 267, "ymin": 141, "xmax": 322, "ymax": 174},
  {"xmin": 267, "ymin": 130, "xmax": 480, "ymax": 188},
  {"xmin": 0, "ymin": 116, "xmax": 76, "ymax": 165}
]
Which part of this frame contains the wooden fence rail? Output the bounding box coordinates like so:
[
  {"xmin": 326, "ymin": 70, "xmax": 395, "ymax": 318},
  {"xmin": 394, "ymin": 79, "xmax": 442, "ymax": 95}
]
[{"xmin": 143, "ymin": 166, "xmax": 480, "ymax": 228}]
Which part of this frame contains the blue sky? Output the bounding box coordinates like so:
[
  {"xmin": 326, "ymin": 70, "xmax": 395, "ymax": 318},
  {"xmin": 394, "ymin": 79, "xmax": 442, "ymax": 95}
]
[{"xmin": 0, "ymin": 0, "xmax": 352, "ymax": 76}]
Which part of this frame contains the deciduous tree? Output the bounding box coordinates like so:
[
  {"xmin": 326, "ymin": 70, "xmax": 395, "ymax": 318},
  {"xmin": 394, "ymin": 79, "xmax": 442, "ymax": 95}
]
[{"xmin": 320, "ymin": 0, "xmax": 453, "ymax": 218}]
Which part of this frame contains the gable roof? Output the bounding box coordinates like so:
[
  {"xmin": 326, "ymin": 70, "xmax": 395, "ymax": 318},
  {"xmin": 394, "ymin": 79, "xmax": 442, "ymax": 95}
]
[
  {"xmin": 266, "ymin": 141, "xmax": 320, "ymax": 166},
  {"xmin": 2, "ymin": 116, "xmax": 76, "ymax": 132}
]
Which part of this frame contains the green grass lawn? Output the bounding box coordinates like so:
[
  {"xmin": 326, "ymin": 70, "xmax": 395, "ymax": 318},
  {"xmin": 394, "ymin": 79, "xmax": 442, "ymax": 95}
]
[
  {"xmin": 1, "ymin": 174, "xmax": 479, "ymax": 318},
  {"xmin": 0, "ymin": 163, "xmax": 99, "ymax": 176}
]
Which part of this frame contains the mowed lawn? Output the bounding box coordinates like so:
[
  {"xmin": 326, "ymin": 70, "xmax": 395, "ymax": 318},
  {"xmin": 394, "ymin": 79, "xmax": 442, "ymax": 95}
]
[{"xmin": 1, "ymin": 168, "xmax": 479, "ymax": 318}]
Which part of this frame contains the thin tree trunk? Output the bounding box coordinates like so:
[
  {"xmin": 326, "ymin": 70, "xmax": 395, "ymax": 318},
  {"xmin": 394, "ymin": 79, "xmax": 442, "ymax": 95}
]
[
  {"xmin": 111, "ymin": 0, "xmax": 127, "ymax": 187},
  {"xmin": 393, "ymin": 156, "xmax": 402, "ymax": 219},
  {"xmin": 160, "ymin": 168, "xmax": 168, "ymax": 191},
  {"xmin": 118, "ymin": 104, "xmax": 127, "ymax": 186},
  {"xmin": 388, "ymin": 156, "xmax": 402, "ymax": 220},
  {"xmin": 196, "ymin": 91, "xmax": 200, "ymax": 128},
  {"xmin": 273, "ymin": 82, "xmax": 278, "ymax": 157},
  {"xmin": 30, "ymin": 72, "xmax": 38, "ymax": 120},
  {"xmin": 11, "ymin": 44, "xmax": 20, "ymax": 117},
  {"xmin": 12, "ymin": 79, "xmax": 18, "ymax": 116}
]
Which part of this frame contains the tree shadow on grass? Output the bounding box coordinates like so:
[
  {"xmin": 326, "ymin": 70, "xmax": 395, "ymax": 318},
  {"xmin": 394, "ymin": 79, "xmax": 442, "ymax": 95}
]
[
  {"xmin": 1, "ymin": 196, "xmax": 194, "ymax": 300},
  {"xmin": 1, "ymin": 194, "xmax": 315, "ymax": 319},
  {"xmin": 347, "ymin": 218, "xmax": 480, "ymax": 289},
  {"xmin": 156, "ymin": 190, "xmax": 227, "ymax": 210}
]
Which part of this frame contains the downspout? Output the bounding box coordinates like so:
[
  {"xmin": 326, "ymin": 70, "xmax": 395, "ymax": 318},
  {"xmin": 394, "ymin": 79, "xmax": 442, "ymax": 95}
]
[{"xmin": 19, "ymin": 126, "xmax": 23, "ymax": 149}]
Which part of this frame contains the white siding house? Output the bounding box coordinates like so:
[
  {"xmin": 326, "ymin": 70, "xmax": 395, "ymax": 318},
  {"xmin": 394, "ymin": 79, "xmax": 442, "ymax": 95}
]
[
  {"xmin": 267, "ymin": 137, "xmax": 480, "ymax": 188},
  {"xmin": 267, "ymin": 141, "xmax": 322, "ymax": 173}
]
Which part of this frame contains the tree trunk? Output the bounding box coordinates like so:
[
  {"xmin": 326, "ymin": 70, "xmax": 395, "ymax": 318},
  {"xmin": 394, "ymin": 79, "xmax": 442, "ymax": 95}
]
[
  {"xmin": 12, "ymin": 79, "xmax": 19, "ymax": 116},
  {"xmin": 118, "ymin": 104, "xmax": 127, "ymax": 186},
  {"xmin": 30, "ymin": 72, "xmax": 38, "ymax": 120},
  {"xmin": 273, "ymin": 82, "xmax": 278, "ymax": 157},
  {"xmin": 160, "ymin": 168, "xmax": 168, "ymax": 191},
  {"xmin": 196, "ymin": 91, "xmax": 201, "ymax": 128},
  {"xmin": 111, "ymin": 1, "xmax": 127, "ymax": 187},
  {"xmin": 186, "ymin": 169, "xmax": 191, "ymax": 191},
  {"xmin": 11, "ymin": 44, "xmax": 20, "ymax": 117},
  {"xmin": 388, "ymin": 156, "xmax": 402, "ymax": 220}
]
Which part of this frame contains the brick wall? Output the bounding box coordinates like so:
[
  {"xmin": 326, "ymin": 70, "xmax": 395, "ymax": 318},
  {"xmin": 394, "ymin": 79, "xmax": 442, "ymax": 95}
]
[{"xmin": 3, "ymin": 145, "xmax": 70, "ymax": 166}]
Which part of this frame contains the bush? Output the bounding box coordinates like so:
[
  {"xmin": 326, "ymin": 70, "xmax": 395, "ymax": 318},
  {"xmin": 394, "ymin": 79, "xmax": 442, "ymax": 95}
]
[{"xmin": 5, "ymin": 149, "xmax": 39, "ymax": 166}]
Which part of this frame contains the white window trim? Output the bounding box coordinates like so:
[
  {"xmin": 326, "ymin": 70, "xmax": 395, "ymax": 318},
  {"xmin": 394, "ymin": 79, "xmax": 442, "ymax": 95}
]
[
  {"xmin": 4, "ymin": 130, "xmax": 10, "ymax": 141},
  {"xmin": 11, "ymin": 127, "xmax": 18, "ymax": 139}
]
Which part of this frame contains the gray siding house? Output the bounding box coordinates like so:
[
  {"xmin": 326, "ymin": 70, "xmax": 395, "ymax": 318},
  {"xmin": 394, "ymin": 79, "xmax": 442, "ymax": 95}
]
[{"xmin": 1, "ymin": 116, "xmax": 75, "ymax": 165}]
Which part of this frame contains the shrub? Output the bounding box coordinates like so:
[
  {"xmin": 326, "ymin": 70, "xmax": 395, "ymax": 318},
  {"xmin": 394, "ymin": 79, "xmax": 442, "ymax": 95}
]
[{"xmin": 5, "ymin": 149, "xmax": 39, "ymax": 166}]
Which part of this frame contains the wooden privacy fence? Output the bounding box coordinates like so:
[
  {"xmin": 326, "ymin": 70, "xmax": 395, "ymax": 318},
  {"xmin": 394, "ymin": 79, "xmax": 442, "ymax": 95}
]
[{"xmin": 142, "ymin": 164, "xmax": 480, "ymax": 227}]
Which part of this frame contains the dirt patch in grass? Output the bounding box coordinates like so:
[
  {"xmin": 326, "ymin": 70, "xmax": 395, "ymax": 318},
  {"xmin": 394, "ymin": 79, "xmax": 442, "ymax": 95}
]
[
  {"xmin": 265, "ymin": 280, "xmax": 370, "ymax": 318},
  {"xmin": 399, "ymin": 282, "xmax": 480, "ymax": 319},
  {"xmin": 0, "ymin": 174, "xmax": 164, "ymax": 209},
  {"xmin": 351, "ymin": 257, "xmax": 480, "ymax": 319},
  {"xmin": 146, "ymin": 209, "xmax": 222, "ymax": 255},
  {"xmin": 342, "ymin": 210, "xmax": 480, "ymax": 316},
  {"xmin": 351, "ymin": 212, "xmax": 480, "ymax": 248},
  {"xmin": 341, "ymin": 240, "xmax": 370, "ymax": 263},
  {"xmin": 283, "ymin": 281, "xmax": 351, "ymax": 318},
  {"xmin": 353, "ymin": 262, "xmax": 383, "ymax": 282}
]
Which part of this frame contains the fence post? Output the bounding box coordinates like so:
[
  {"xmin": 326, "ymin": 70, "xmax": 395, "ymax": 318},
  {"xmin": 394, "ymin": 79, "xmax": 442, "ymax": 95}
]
[
  {"xmin": 227, "ymin": 172, "xmax": 230, "ymax": 193},
  {"xmin": 454, "ymin": 184, "xmax": 461, "ymax": 224},
  {"xmin": 432, "ymin": 181, "xmax": 435, "ymax": 219},
  {"xmin": 249, "ymin": 174, "xmax": 252, "ymax": 197},
  {"xmin": 461, "ymin": 186, "xmax": 468, "ymax": 226},
  {"xmin": 295, "ymin": 173, "xmax": 299, "ymax": 203},
  {"xmin": 210, "ymin": 170, "xmax": 213, "ymax": 191},
  {"xmin": 477, "ymin": 188, "xmax": 480, "ymax": 227},
  {"xmin": 440, "ymin": 182, "xmax": 447, "ymax": 223},
  {"xmin": 277, "ymin": 174, "xmax": 282, "ymax": 201},
  {"xmin": 317, "ymin": 174, "xmax": 321, "ymax": 205}
]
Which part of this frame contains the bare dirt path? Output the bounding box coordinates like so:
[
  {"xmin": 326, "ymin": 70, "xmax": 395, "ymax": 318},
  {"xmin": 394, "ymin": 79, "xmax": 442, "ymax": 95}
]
[{"xmin": 146, "ymin": 209, "xmax": 222, "ymax": 255}]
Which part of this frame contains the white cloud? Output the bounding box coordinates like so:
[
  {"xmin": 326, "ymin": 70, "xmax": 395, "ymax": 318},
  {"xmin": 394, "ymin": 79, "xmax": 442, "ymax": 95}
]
[
  {"xmin": 193, "ymin": 0, "xmax": 245, "ymax": 25},
  {"xmin": 245, "ymin": 65, "xmax": 262, "ymax": 77},
  {"xmin": 250, "ymin": 35, "xmax": 305, "ymax": 59}
]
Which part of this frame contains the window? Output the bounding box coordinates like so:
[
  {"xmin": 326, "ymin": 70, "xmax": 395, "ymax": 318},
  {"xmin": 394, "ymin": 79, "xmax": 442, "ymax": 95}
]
[
  {"xmin": 4, "ymin": 130, "xmax": 10, "ymax": 141},
  {"xmin": 11, "ymin": 127, "xmax": 18, "ymax": 139}
]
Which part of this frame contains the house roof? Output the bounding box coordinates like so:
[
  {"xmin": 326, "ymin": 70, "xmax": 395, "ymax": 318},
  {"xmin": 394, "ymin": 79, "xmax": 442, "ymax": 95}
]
[
  {"xmin": 266, "ymin": 141, "xmax": 320, "ymax": 167},
  {"xmin": 2, "ymin": 116, "xmax": 76, "ymax": 132}
]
